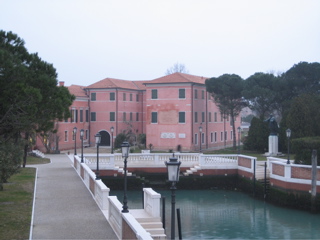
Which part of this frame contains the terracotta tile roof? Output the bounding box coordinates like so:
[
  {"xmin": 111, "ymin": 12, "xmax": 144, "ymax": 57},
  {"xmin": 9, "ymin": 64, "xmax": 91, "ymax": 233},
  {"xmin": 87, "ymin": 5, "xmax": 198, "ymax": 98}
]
[
  {"xmin": 67, "ymin": 85, "xmax": 87, "ymax": 97},
  {"xmin": 145, "ymin": 72, "xmax": 207, "ymax": 85},
  {"xmin": 86, "ymin": 78, "xmax": 147, "ymax": 90}
]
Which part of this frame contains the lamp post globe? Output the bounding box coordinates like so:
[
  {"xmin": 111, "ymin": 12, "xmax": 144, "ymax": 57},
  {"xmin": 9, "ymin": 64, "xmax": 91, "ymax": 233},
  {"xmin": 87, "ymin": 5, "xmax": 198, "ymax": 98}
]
[
  {"xmin": 73, "ymin": 127, "xmax": 77, "ymax": 155},
  {"xmin": 165, "ymin": 155, "xmax": 181, "ymax": 240},
  {"xmin": 286, "ymin": 129, "xmax": 291, "ymax": 164},
  {"xmin": 95, "ymin": 133, "xmax": 101, "ymax": 180},
  {"xmin": 110, "ymin": 126, "xmax": 114, "ymax": 154},
  {"xmin": 237, "ymin": 126, "xmax": 241, "ymax": 154},
  {"xmin": 121, "ymin": 141, "xmax": 130, "ymax": 213},
  {"xmin": 80, "ymin": 129, "xmax": 84, "ymax": 163}
]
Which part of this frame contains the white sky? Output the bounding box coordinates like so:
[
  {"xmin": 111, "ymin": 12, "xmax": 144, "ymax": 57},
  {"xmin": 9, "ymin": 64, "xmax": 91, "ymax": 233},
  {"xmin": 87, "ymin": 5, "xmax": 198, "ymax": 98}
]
[{"xmin": 1, "ymin": 0, "xmax": 320, "ymax": 86}]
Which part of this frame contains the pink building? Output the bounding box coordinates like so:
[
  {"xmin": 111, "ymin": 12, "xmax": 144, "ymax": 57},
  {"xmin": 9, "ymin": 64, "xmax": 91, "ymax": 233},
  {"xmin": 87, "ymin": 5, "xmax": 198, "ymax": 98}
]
[{"xmin": 36, "ymin": 73, "xmax": 240, "ymax": 152}]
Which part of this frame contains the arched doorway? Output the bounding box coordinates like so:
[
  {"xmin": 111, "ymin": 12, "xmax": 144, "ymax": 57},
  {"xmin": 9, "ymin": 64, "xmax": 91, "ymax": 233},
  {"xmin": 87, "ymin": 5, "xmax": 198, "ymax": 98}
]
[{"xmin": 99, "ymin": 130, "xmax": 111, "ymax": 146}]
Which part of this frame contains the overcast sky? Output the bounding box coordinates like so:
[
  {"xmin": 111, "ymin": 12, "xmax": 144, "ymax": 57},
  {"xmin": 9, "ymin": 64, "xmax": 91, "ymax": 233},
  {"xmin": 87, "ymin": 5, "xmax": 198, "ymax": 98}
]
[{"xmin": 1, "ymin": 0, "xmax": 320, "ymax": 86}]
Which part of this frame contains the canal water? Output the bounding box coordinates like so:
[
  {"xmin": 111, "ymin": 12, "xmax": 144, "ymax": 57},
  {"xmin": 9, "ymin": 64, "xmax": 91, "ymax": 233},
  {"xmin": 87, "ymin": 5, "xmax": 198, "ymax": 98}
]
[{"xmin": 110, "ymin": 189, "xmax": 320, "ymax": 239}]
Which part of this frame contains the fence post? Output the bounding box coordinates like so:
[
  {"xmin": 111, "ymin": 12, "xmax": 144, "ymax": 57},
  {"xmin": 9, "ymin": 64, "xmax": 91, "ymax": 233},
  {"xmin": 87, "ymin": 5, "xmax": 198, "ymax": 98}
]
[{"xmin": 311, "ymin": 150, "xmax": 317, "ymax": 212}]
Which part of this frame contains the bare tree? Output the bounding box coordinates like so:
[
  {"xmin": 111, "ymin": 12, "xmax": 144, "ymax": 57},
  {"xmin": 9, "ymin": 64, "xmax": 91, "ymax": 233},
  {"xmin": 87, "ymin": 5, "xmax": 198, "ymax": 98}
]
[{"xmin": 165, "ymin": 62, "xmax": 189, "ymax": 75}]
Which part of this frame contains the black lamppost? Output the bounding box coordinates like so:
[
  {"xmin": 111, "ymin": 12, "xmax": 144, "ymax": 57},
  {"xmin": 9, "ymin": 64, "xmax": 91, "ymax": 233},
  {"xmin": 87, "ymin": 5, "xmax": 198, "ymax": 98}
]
[
  {"xmin": 110, "ymin": 126, "xmax": 114, "ymax": 154},
  {"xmin": 95, "ymin": 133, "xmax": 101, "ymax": 180},
  {"xmin": 199, "ymin": 125, "xmax": 203, "ymax": 152},
  {"xmin": 73, "ymin": 127, "xmax": 77, "ymax": 155},
  {"xmin": 286, "ymin": 128, "xmax": 291, "ymax": 164},
  {"xmin": 165, "ymin": 155, "xmax": 181, "ymax": 240},
  {"xmin": 80, "ymin": 129, "xmax": 84, "ymax": 163},
  {"xmin": 237, "ymin": 126, "xmax": 241, "ymax": 154},
  {"xmin": 121, "ymin": 141, "xmax": 130, "ymax": 213}
]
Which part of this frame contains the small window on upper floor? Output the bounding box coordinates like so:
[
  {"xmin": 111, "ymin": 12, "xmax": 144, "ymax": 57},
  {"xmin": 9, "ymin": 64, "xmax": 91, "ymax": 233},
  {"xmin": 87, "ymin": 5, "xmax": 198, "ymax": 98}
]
[
  {"xmin": 91, "ymin": 92, "xmax": 96, "ymax": 101},
  {"xmin": 151, "ymin": 89, "xmax": 158, "ymax": 99},
  {"xmin": 194, "ymin": 89, "xmax": 198, "ymax": 99},
  {"xmin": 110, "ymin": 92, "xmax": 115, "ymax": 101},
  {"xmin": 179, "ymin": 89, "xmax": 185, "ymax": 99}
]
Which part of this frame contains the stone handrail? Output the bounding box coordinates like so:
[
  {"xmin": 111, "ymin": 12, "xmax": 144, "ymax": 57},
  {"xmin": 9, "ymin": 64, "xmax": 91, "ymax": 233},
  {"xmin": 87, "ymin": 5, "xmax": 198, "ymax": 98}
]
[
  {"xmin": 268, "ymin": 157, "xmax": 320, "ymax": 185},
  {"xmin": 199, "ymin": 154, "xmax": 238, "ymax": 169},
  {"xmin": 108, "ymin": 196, "xmax": 123, "ymax": 239},
  {"xmin": 73, "ymin": 156, "xmax": 110, "ymax": 211},
  {"xmin": 143, "ymin": 188, "xmax": 161, "ymax": 217}
]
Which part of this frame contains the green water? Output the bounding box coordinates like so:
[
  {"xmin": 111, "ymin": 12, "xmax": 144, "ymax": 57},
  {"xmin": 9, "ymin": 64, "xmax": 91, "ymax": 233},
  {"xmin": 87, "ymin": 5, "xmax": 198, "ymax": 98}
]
[{"xmin": 111, "ymin": 190, "xmax": 320, "ymax": 239}]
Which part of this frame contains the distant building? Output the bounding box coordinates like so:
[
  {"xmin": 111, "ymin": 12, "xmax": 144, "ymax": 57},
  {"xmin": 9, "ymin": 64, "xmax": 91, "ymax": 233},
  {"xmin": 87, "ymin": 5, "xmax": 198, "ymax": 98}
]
[{"xmin": 36, "ymin": 73, "xmax": 240, "ymax": 152}]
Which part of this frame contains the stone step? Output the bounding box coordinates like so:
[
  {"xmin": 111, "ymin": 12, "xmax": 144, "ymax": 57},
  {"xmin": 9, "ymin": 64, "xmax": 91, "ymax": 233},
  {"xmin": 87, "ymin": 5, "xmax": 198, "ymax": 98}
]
[
  {"xmin": 150, "ymin": 234, "xmax": 167, "ymax": 240},
  {"xmin": 190, "ymin": 167, "xmax": 197, "ymax": 172},
  {"xmin": 140, "ymin": 222, "xmax": 163, "ymax": 229},
  {"xmin": 145, "ymin": 228, "xmax": 165, "ymax": 235}
]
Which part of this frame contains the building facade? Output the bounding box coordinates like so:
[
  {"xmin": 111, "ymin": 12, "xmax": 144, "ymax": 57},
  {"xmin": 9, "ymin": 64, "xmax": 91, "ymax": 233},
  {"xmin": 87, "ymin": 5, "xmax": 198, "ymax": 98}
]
[{"xmin": 36, "ymin": 73, "xmax": 240, "ymax": 152}]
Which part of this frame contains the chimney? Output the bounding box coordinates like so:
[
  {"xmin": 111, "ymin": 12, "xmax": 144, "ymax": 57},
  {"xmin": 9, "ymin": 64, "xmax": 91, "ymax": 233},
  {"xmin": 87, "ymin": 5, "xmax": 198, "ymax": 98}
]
[{"xmin": 59, "ymin": 81, "xmax": 65, "ymax": 86}]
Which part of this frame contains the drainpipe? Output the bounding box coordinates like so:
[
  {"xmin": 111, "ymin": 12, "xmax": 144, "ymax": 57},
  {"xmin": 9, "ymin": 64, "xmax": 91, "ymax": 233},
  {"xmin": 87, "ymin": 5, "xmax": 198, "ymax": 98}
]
[
  {"xmin": 205, "ymin": 89, "xmax": 208, "ymax": 150},
  {"xmin": 116, "ymin": 88, "xmax": 118, "ymax": 136},
  {"xmin": 191, "ymin": 83, "xmax": 194, "ymax": 150}
]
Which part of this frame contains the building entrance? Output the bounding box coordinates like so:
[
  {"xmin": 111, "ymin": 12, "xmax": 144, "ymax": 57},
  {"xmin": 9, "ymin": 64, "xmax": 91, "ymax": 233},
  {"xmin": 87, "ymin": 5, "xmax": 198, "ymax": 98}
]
[{"xmin": 99, "ymin": 130, "xmax": 111, "ymax": 146}]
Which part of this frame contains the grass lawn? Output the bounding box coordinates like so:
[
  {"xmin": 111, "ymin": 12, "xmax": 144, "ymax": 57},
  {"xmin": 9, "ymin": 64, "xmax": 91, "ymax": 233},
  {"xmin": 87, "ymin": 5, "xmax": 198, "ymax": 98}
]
[
  {"xmin": 25, "ymin": 156, "xmax": 50, "ymax": 165},
  {"xmin": 0, "ymin": 156, "xmax": 49, "ymax": 240},
  {"xmin": 0, "ymin": 168, "xmax": 35, "ymax": 240}
]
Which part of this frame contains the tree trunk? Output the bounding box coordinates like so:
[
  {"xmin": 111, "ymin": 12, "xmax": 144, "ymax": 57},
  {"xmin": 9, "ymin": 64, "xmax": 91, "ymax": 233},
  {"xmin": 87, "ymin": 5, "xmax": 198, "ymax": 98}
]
[{"xmin": 23, "ymin": 132, "xmax": 29, "ymax": 168}]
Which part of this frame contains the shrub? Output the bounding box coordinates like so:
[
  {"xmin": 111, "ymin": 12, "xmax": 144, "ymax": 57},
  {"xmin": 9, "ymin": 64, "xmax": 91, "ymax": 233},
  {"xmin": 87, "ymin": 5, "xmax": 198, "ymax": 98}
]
[
  {"xmin": 114, "ymin": 133, "xmax": 127, "ymax": 148},
  {"xmin": 292, "ymin": 137, "xmax": 320, "ymax": 165},
  {"xmin": 243, "ymin": 117, "xmax": 269, "ymax": 152}
]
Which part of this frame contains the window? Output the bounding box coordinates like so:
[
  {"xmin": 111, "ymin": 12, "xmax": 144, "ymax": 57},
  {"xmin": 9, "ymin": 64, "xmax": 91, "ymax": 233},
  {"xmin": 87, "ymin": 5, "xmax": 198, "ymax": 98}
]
[
  {"xmin": 110, "ymin": 92, "xmax": 115, "ymax": 101},
  {"xmin": 130, "ymin": 112, "xmax": 133, "ymax": 121},
  {"xmin": 85, "ymin": 130, "xmax": 88, "ymax": 140},
  {"xmin": 90, "ymin": 112, "xmax": 96, "ymax": 121},
  {"xmin": 202, "ymin": 112, "xmax": 205, "ymax": 123},
  {"xmin": 202, "ymin": 90, "xmax": 205, "ymax": 99},
  {"xmin": 202, "ymin": 133, "xmax": 205, "ymax": 144},
  {"xmin": 221, "ymin": 132, "xmax": 223, "ymax": 141},
  {"xmin": 71, "ymin": 109, "xmax": 77, "ymax": 122},
  {"xmin": 136, "ymin": 112, "xmax": 139, "ymax": 121},
  {"xmin": 194, "ymin": 89, "xmax": 198, "ymax": 99},
  {"xmin": 214, "ymin": 112, "xmax": 217, "ymax": 122},
  {"xmin": 110, "ymin": 112, "xmax": 115, "ymax": 121},
  {"xmin": 64, "ymin": 131, "xmax": 68, "ymax": 142},
  {"xmin": 209, "ymin": 112, "xmax": 212, "ymax": 122},
  {"xmin": 194, "ymin": 112, "xmax": 198, "ymax": 123},
  {"xmin": 123, "ymin": 112, "xmax": 126, "ymax": 121},
  {"xmin": 72, "ymin": 131, "xmax": 75, "ymax": 141},
  {"xmin": 130, "ymin": 93, "xmax": 133, "ymax": 101},
  {"xmin": 136, "ymin": 94, "xmax": 139, "ymax": 102},
  {"xmin": 179, "ymin": 89, "xmax": 185, "ymax": 99},
  {"xmin": 215, "ymin": 132, "xmax": 217, "ymax": 142},
  {"xmin": 85, "ymin": 109, "xmax": 89, "ymax": 122},
  {"xmin": 151, "ymin": 112, "xmax": 158, "ymax": 123},
  {"xmin": 151, "ymin": 89, "xmax": 158, "ymax": 99},
  {"xmin": 211, "ymin": 132, "xmax": 213, "ymax": 142},
  {"xmin": 91, "ymin": 92, "xmax": 96, "ymax": 101},
  {"xmin": 80, "ymin": 109, "xmax": 83, "ymax": 122},
  {"xmin": 195, "ymin": 133, "xmax": 198, "ymax": 145},
  {"xmin": 225, "ymin": 131, "xmax": 227, "ymax": 141},
  {"xmin": 179, "ymin": 112, "xmax": 185, "ymax": 123},
  {"xmin": 231, "ymin": 131, "xmax": 233, "ymax": 140},
  {"xmin": 123, "ymin": 93, "xmax": 126, "ymax": 101}
]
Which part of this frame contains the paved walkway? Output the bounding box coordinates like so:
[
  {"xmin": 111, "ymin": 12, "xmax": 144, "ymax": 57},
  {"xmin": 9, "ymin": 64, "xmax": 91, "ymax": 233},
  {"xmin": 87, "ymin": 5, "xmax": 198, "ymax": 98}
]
[{"xmin": 31, "ymin": 154, "xmax": 117, "ymax": 240}]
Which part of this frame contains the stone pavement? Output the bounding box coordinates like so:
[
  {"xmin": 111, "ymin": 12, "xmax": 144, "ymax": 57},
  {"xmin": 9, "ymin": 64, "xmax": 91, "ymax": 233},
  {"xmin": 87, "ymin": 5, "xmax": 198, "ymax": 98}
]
[{"xmin": 31, "ymin": 154, "xmax": 118, "ymax": 240}]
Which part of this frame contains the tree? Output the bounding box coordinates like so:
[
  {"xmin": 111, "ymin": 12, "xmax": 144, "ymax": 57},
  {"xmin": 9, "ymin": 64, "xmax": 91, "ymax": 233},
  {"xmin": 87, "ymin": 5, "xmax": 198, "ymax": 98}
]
[
  {"xmin": 285, "ymin": 93, "xmax": 320, "ymax": 138},
  {"xmin": 243, "ymin": 117, "xmax": 269, "ymax": 152},
  {"xmin": 275, "ymin": 62, "xmax": 320, "ymax": 115},
  {"xmin": 165, "ymin": 62, "xmax": 189, "ymax": 75},
  {"xmin": 0, "ymin": 30, "xmax": 74, "ymax": 170},
  {"xmin": 242, "ymin": 73, "xmax": 278, "ymax": 120},
  {"xmin": 206, "ymin": 74, "xmax": 246, "ymax": 149},
  {"xmin": 0, "ymin": 138, "xmax": 23, "ymax": 190}
]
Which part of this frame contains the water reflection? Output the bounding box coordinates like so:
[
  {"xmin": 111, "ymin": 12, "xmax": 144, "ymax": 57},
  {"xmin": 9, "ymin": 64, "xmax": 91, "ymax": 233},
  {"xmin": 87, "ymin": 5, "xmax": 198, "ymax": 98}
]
[{"xmin": 110, "ymin": 190, "xmax": 320, "ymax": 239}]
